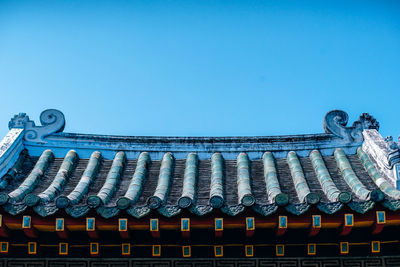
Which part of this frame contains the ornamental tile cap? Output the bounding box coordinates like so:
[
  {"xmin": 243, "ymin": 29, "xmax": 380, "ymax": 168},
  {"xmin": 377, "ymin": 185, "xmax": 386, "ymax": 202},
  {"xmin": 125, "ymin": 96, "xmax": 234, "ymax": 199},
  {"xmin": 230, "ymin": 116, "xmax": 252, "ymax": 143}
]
[
  {"xmin": 8, "ymin": 109, "xmax": 65, "ymax": 143},
  {"xmin": 384, "ymin": 136, "xmax": 400, "ymax": 167},
  {"xmin": 8, "ymin": 113, "xmax": 30, "ymax": 129},
  {"xmin": 385, "ymin": 136, "xmax": 399, "ymax": 151}
]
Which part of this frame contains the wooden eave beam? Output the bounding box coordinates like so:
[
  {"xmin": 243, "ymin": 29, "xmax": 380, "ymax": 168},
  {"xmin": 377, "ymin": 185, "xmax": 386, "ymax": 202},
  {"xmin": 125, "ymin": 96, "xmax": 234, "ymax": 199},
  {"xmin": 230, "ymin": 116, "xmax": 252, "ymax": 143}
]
[{"xmin": 0, "ymin": 211, "xmax": 396, "ymax": 235}]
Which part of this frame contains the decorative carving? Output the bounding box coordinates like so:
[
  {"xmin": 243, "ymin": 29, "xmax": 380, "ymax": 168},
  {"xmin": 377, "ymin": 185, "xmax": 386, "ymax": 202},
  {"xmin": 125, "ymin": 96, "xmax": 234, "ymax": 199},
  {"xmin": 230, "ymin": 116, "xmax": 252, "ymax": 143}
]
[
  {"xmin": 306, "ymin": 192, "xmax": 320, "ymax": 205},
  {"xmin": 221, "ymin": 204, "xmax": 245, "ymax": 216},
  {"xmin": 317, "ymin": 202, "xmax": 343, "ymax": 214},
  {"xmin": 189, "ymin": 205, "xmax": 213, "ymax": 216},
  {"xmin": 324, "ymin": 110, "xmax": 379, "ymax": 142},
  {"xmin": 347, "ymin": 200, "xmax": 375, "ymax": 214},
  {"xmin": 97, "ymin": 206, "xmax": 120, "ymax": 219},
  {"xmin": 24, "ymin": 194, "xmax": 40, "ymax": 207},
  {"xmin": 9, "ymin": 109, "xmax": 65, "ymax": 143},
  {"xmin": 8, "ymin": 113, "xmax": 30, "ymax": 129},
  {"xmin": 385, "ymin": 136, "xmax": 400, "ymax": 167},
  {"xmin": 157, "ymin": 205, "xmax": 181, "ymax": 217},
  {"xmin": 285, "ymin": 203, "xmax": 310, "ymax": 215},
  {"xmin": 65, "ymin": 205, "xmax": 90, "ymax": 218},
  {"xmin": 382, "ymin": 199, "xmax": 400, "ymax": 211},
  {"xmin": 48, "ymin": 260, "xmax": 88, "ymax": 267},
  {"xmin": 385, "ymin": 136, "xmax": 399, "ymax": 151},
  {"xmin": 7, "ymin": 260, "xmax": 45, "ymax": 267},
  {"xmin": 252, "ymin": 203, "xmax": 278, "ymax": 216},
  {"xmin": 4, "ymin": 202, "xmax": 27, "ymax": 215},
  {"xmin": 55, "ymin": 196, "xmax": 70, "ymax": 208},
  {"xmin": 33, "ymin": 203, "xmax": 58, "ymax": 217},
  {"xmin": 126, "ymin": 206, "xmax": 151, "ymax": 218}
]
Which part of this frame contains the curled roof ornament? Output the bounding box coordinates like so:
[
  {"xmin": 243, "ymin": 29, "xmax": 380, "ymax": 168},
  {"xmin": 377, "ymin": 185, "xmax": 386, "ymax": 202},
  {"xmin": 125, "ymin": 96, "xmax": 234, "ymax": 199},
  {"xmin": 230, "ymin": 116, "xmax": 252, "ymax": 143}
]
[
  {"xmin": 323, "ymin": 110, "xmax": 379, "ymax": 142},
  {"xmin": 8, "ymin": 109, "xmax": 65, "ymax": 143}
]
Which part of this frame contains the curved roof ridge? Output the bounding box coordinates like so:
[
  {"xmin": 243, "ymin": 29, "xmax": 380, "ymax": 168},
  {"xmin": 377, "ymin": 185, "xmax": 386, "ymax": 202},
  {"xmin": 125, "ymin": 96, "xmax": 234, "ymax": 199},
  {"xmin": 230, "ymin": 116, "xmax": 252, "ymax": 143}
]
[{"xmin": 4, "ymin": 109, "xmax": 380, "ymax": 160}]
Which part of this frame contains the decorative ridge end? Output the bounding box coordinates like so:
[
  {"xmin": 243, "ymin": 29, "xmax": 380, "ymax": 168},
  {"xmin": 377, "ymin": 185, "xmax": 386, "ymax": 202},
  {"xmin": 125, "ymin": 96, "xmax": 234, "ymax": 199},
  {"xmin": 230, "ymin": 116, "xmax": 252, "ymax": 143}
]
[
  {"xmin": 8, "ymin": 113, "xmax": 30, "ymax": 129},
  {"xmin": 384, "ymin": 136, "xmax": 400, "ymax": 168},
  {"xmin": 9, "ymin": 109, "xmax": 65, "ymax": 143},
  {"xmin": 355, "ymin": 113, "xmax": 379, "ymax": 131},
  {"xmin": 323, "ymin": 110, "xmax": 379, "ymax": 142},
  {"xmin": 385, "ymin": 136, "xmax": 400, "ymax": 151}
]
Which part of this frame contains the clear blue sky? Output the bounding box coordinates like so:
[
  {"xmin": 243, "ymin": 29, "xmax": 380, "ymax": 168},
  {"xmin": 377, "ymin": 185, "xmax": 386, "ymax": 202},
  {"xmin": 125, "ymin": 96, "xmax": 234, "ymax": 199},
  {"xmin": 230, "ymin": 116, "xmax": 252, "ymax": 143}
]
[{"xmin": 0, "ymin": 1, "xmax": 399, "ymax": 139}]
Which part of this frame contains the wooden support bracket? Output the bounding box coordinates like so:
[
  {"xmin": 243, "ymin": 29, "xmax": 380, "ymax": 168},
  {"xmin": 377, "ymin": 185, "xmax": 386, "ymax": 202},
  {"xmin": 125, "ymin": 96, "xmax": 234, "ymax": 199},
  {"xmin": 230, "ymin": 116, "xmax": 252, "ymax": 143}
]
[
  {"xmin": 55, "ymin": 218, "xmax": 68, "ymax": 239},
  {"xmin": 22, "ymin": 216, "xmax": 37, "ymax": 238},
  {"xmin": 245, "ymin": 217, "xmax": 255, "ymax": 237},
  {"xmin": 372, "ymin": 211, "xmax": 386, "ymax": 235},
  {"xmin": 309, "ymin": 215, "xmax": 321, "ymax": 236},
  {"xmin": 86, "ymin": 218, "xmax": 98, "ymax": 239},
  {"xmin": 276, "ymin": 216, "xmax": 287, "ymax": 236},
  {"xmin": 181, "ymin": 218, "xmax": 190, "ymax": 238},
  {"xmin": 0, "ymin": 215, "xmax": 9, "ymax": 238},
  {"xmin": 119, "ymin": 218, "xmax": 129, "ymax": 239},
  {"xmin": 340, "ymin": 214, "xmax": 353, "ymax": 236},
  {"xmin": 150, "ymin": 219, "xmax": 160, "ymax": 238},
  {"xmin": 215, "ymin": 218, "xmax": 223, "ymax": 237}
]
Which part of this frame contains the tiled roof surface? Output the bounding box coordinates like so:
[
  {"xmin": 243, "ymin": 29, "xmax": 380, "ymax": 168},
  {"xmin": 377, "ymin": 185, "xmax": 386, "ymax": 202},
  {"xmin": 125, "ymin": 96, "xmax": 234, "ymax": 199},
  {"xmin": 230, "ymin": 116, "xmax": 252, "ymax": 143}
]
[
  {"xmin": 0, "ymin": 109, "xmax": 398, "ymax": 219},
  {"xmin": 0, "ymin": 147, "xmax": 398, "ymax": 218}
]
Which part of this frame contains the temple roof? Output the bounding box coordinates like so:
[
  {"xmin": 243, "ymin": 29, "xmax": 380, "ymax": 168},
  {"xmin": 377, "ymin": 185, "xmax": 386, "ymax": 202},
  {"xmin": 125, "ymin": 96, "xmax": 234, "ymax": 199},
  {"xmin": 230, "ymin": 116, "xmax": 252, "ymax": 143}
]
[{"xmin": 0, "ymin": 109, "xmax": 399, "ymax": 218}]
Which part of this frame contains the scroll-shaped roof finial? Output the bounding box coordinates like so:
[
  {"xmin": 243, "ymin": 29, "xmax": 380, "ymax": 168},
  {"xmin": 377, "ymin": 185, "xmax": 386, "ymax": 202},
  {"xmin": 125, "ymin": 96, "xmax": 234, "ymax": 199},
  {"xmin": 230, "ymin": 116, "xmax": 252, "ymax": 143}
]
[
  {"xmin": 9, "ymin": 109, "xmax": 65, "ymax": 143},
  {"xmin": 323, "ymin": 110, "xmax": 379, "ymax": 142}
]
